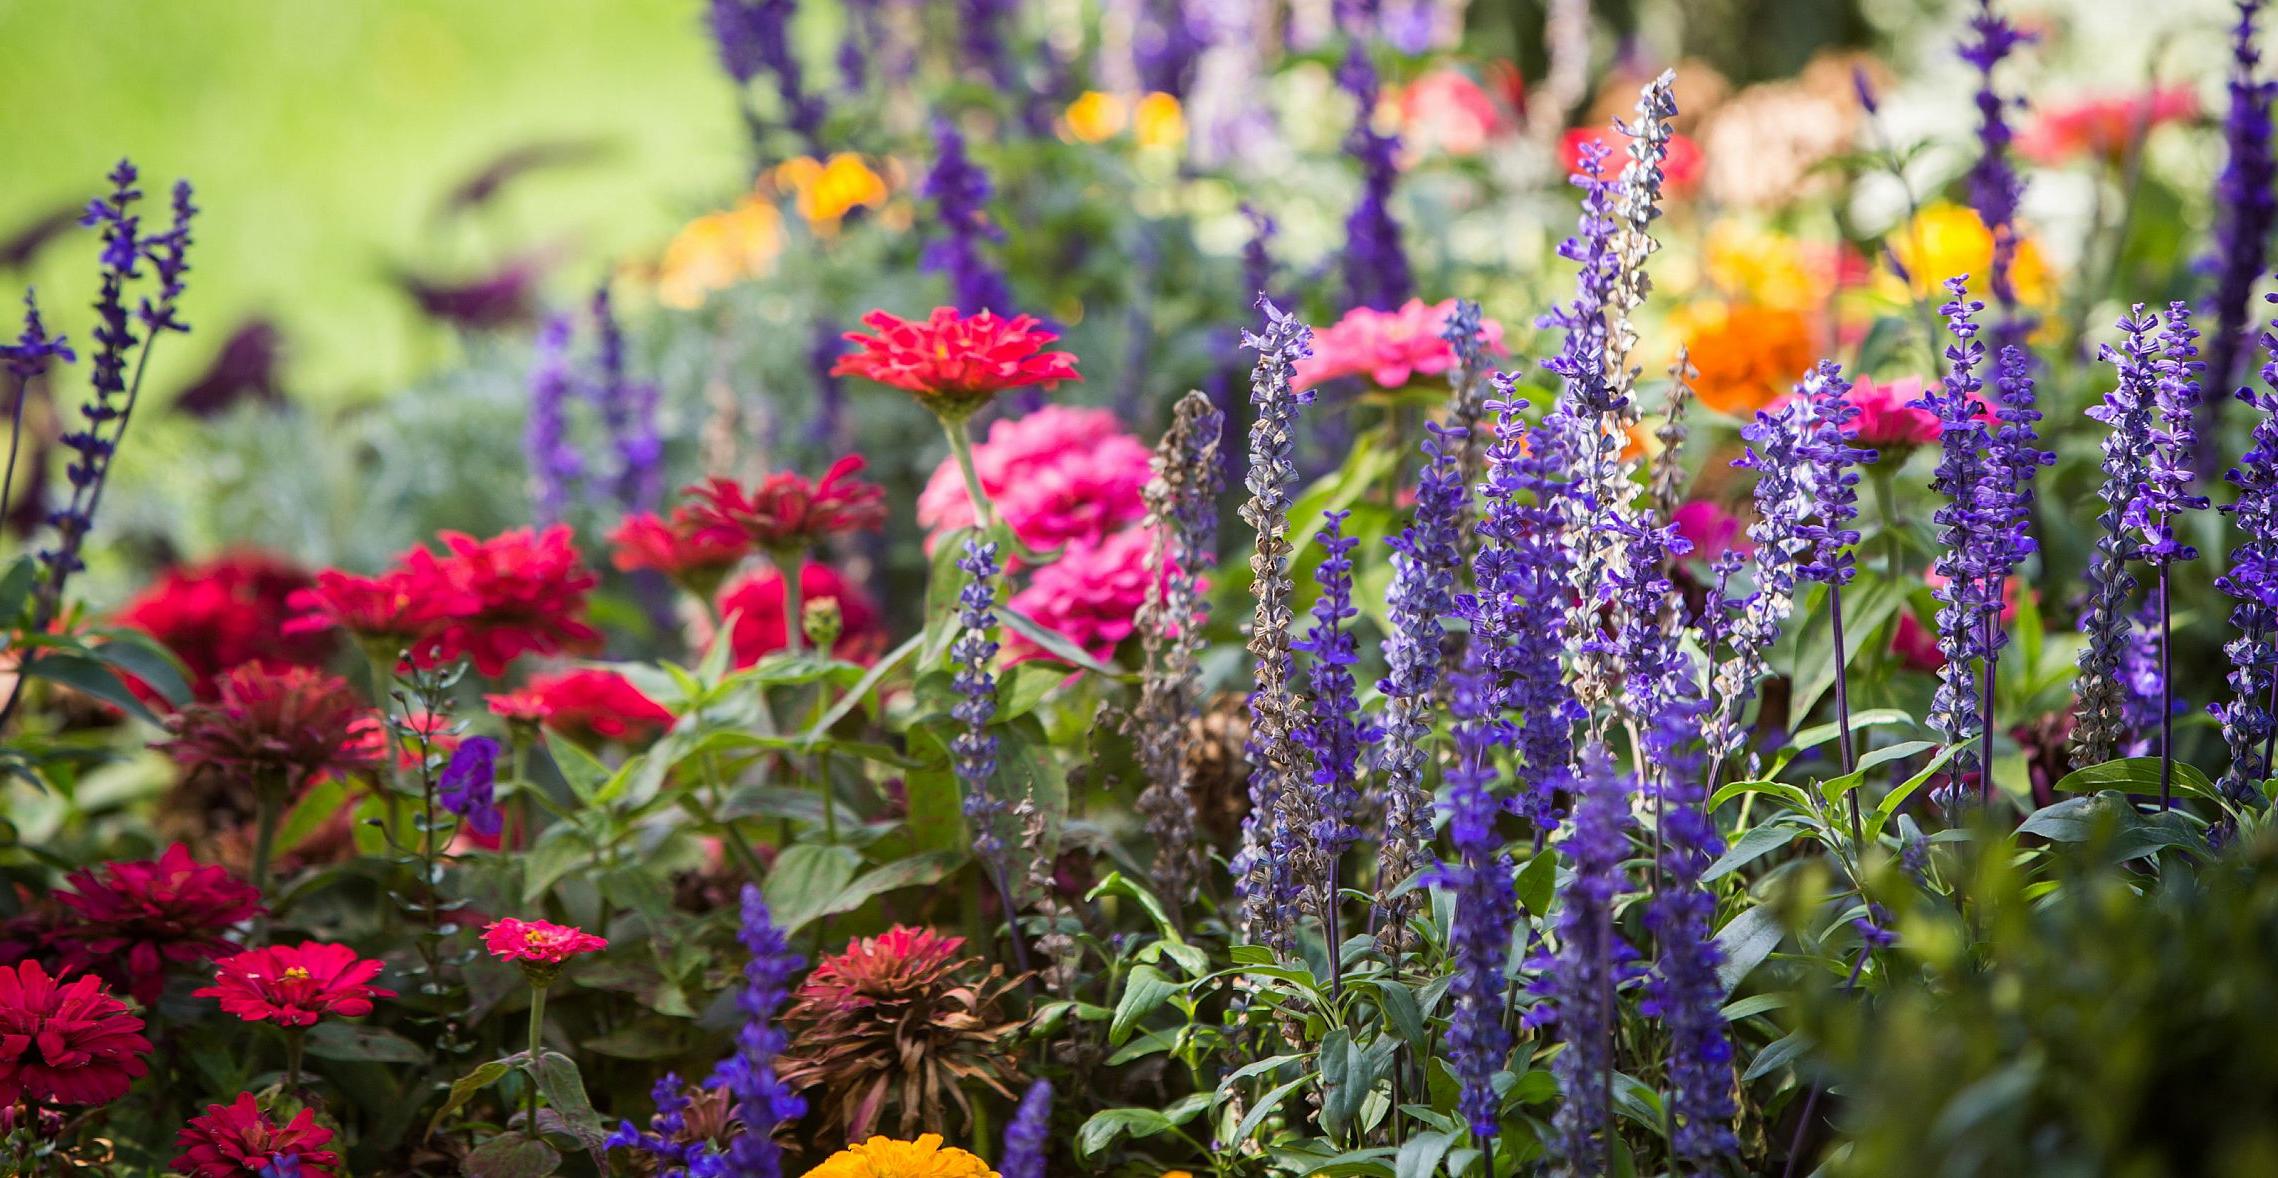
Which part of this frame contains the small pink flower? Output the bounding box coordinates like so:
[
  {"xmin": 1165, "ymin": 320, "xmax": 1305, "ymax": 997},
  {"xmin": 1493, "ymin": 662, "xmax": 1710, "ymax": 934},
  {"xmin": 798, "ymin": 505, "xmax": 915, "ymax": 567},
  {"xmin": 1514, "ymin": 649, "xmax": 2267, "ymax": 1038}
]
[
  {"xmin": 1292, "ymin": 298, "xmax": 1506, "ymax": 390},
  {"xmin": 1006, "ymin": 528, "xmax": 1164, "ymax": 663},
  {"xmin": 2018, "ymin": 86, "xmax": 2199, "ymax": 165},
  {"xmin": 1398, "ymin": 68, "xmax": 1508, "ymax": 158},
  {"xmin": 482, "ymin": 918, "xmax": 606, "ymax": 967},
  {"xmin": 1845, "ymin": 376, "xmax": 1943, "ymax": 450},
  {"xmin": 917, "ymin": 405, "xmax": 1152, "ymax": 557},
  {"xmin": 1672, "ymin": 500, "xmax": 1753, "ymax": 564}
]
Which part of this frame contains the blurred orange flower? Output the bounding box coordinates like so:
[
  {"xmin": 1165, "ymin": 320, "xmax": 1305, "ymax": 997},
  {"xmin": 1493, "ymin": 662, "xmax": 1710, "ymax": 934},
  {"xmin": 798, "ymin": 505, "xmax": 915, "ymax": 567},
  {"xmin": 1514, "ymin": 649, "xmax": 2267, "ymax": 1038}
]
[
  {"xmin": 1673, "ymin": 302, "xmax": 1817, "ymax": 417},
  {"xmin": 773, "ymin": 153, "xmax": 888, "ymax": 226},
  {"xmin": 655, "ymin": 197, "xmax": 782, "ymax": 310}
]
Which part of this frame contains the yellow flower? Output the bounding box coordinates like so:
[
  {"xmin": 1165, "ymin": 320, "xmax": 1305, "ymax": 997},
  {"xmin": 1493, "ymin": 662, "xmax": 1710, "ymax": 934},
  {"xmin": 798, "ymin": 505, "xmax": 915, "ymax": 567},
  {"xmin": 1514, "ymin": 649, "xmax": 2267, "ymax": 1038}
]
[
  {"xmin": 801, "ymin": 1134, "xmax": 999, "ymax": 1178},
  {"xmin": 1703, "ymin": 221, "xmax": 1820, "ymax": 312},
  {"xmin": 1881, "ymin": 201, "xmax": 2054, "ymax": 309},
  {"xmin": 655, "ymin": 197, "xmax": 783, "ymax": 310},
  {"xmin": 775, "ymin": 153, "xmax": 889, "ymax": 227},
  {"xmin": 1670, "ymin": 300, "xmax": 1819, "ymax": 417},
  {"xmin": 1133, "ymin": 92, "xmax": 1186, "ymax": 149},
  {"xmin": 1065, "ymin": 91, "xmax": 1126, "ymax": 142}
]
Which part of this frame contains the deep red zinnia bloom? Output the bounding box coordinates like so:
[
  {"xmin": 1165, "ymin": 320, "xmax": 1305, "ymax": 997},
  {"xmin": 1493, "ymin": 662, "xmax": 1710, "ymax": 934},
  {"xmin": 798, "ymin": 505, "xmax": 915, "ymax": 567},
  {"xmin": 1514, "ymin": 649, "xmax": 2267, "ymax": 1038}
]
[
  {"xmin": 115, "ymin": 552, "xmax": 333, "ymax": 701},
  {"xmin": 682, "ymin": 455, "xmax": 888, "ymax": 556},
  {"xmin": 485, "ymin": 668, "xmax": 673, "ymax": 745},
  {"xmin": 394, "ymin": 525, "xmax": 602, "ymax": 676},
  {"xmin": 832, "ymin": 307, "xmax": 1080, "ymax": 415},
  {"xmin": 49, "ymin": 843, "xmax": 264, "ymax": 1005},
  {"xmin": 283, "ymin": 566, "xmax": 450, "ymax": 645},
  {"xmin": 482, "ymin": 918, "xmax": 606, "ymax": 966},
  {"xmin": 156, "ymin": 665, "xmax": 389, "ymax": 794},
  {"xmin": 192, "ymin": 942, "xmax": 394, "ymax": 1028},
  {"xmin": 0, "ymin": 960, "xmax": 151, "ymax": 1108},
  {"xmin": 171, "ymin": 1092, "xmax": 342, "ymax": 1178},
  {"xmin": 609, "ymin": 507, "xmax": 750, "ymax": 594},
  {"xmin": 712, "ymin": 562, "xmax": 885, "ymax": 667}
]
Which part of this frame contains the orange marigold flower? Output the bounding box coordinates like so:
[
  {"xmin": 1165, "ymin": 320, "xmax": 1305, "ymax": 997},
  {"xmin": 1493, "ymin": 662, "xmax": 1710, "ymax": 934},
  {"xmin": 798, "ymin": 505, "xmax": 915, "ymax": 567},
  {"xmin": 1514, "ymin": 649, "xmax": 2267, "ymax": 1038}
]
[
  {"xmin": 803, "ymin": 1134, "xmax": 999, "ymax": 1178},
  {"xmin": 1674, "ymin": 302, "xmax": 1817, "ymax": 416},
  {"xmin": 833, "ymin": 308, "xmax": 1080, "ymax": 418}
]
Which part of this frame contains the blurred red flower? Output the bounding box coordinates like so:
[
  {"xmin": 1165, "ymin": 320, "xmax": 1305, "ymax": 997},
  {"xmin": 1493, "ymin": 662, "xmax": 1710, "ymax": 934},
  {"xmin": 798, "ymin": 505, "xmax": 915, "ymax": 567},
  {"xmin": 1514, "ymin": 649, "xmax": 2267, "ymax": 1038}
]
[
  {"xmin": 394, "ymin": 525, "xmax": 601, "ymax": 676},
  {"xmin": 683, "ymin": 455, "xmax": 887, "ymax": 556},
  {"xmin": 487, "ymin": 668, "xmax": 673, "ymax": 745},
  {"xmin": 713, "ymin": 562, "xmax": 884, "ymax": 666},
  {"xmin": 0, "ymin": 960, "xmax": 150, "ymax": 1107},
  {"xmin": 171, "ymin": 1092, "xmax": 341, "ymax": 1178},
  {"xmin": 2018, "ymin": 86, "xmax": 2198, "ymax": 164},
  {"xmin": 193, "ymin": 941, "xmax": 394, "ymax": 1028},
  {"xmin": 114, "ymin": 552, "xmax": 332, "ymax": 700},
  {"xmin": 283, "ymin": 567, "xmax": 439, "ymax": 646},
  {"xmin": 833, "ymin": 307, "xmax": 1080, "ymax": 415},
  {"xmin": 610, "ymin": 506, "xmax": 750, "ymax": 595},
  {"xmin": 1559, "ymin": 125, "xmax": 1704, "ymax": 195},
  {"xmin": 44, "ymin": 843, "xmax": 264, "ymax": 1005}
]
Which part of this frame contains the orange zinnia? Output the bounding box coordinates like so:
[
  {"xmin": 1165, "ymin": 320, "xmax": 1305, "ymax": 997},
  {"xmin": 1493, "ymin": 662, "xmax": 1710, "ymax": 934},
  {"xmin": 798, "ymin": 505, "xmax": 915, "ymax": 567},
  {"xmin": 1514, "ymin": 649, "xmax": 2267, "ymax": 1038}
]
[{"xmin": 1677, "ymin": 302, "xmax": 1817, "ymax": 416}]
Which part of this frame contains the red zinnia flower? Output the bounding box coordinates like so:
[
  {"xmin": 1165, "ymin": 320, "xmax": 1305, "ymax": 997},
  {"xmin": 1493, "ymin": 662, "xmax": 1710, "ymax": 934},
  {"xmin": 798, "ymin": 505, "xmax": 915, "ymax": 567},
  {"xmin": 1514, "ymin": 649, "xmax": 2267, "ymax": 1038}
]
[
  {"xmin": 156, "ymin": 665, "xmax": 388, "ymax": 792},
  {"xmin": 832, "ymin": 307, "xmax": 1080, "ymax": 416},
  {"xmin": 114, "ymin": 552, "xmax": 333, "ymax": 701},
  {"xmin": 711, "ymin": 562, "xmax": 884, "ymax": 667},
  {"xmin": 50, "ymin": 843, "xmax": 264, "ymax": 1005},
  {"xmin": 193, "ymin": 942, "xmax": 394, "ymax": 1028},
  {"xmin": 171, "ymin": 1092, "xmax": 341, "ymax": 1178},
  {"xmin": 394, "ymin": 525, "xmax": 602, "ymax": 676},
  {"xmin": 482, "ymin": 918, "xmax": 606, "ymax": 966},
  {"xmin": 283, "ymin": 566, "xmax": 446, "ymax": 645},
  {"xmin": 682, "ymin": 454, "xmax": 888, "ymax": 558},
  {"xmin": 0, "ymin": 960, "xmax": 151, "ymax": 1108},
  {"xmin": 610, "ymin": 507, "xmax": 750, "ymax": 595},
  {"xmin": 485, "ymin": 668, "xmax": 674, "ymax": 745}
]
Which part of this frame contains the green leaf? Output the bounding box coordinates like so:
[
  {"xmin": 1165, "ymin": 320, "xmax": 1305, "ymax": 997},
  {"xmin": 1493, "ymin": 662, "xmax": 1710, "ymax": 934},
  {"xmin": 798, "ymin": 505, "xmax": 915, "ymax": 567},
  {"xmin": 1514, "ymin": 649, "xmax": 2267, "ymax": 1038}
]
[
  {"xmin": 88, "ymin": 635, "xmax": 190, "ymax": 709},
  {"xmin": 1817, "ymin": 741, "xmax": 1939, "ymax": 804},
  {"xmin": 802, "ymin": 630, "xmax": 925, "ymax": 738},
  {"xmin": 1790, "ymin": 706, "xmax": 1915, "ymax": 752},
  {"xmin": 274, "ymin": 778, "xmax": 351, "ymax": 858},
  {"xmin": 522, "ymin": 828, "xmax": 591, "ymax": 903},
  {"xmin": 1077, "ymin": 1108, "xmax": 1175, "ymax": 1160},
  {"xmin": 1789, "ymin": 577, "xmax": 1908, "ymax": 722},
  {"xmin": 1231, "ymin": 1074, "xmax": 1312, "ymax": 1147},
  {"xmin": 542, "ymin": 734, "xmax": 613, "ymax": 804},
  {"xmin": 22, "ymin": 653, "xmax": 157, "ymax": 723},
  {"xmin": 1319, "ymin": 1029, "xmax": 1399, "ymax": 1140},
  {"xmin": 1111, "ymin": 964, "xmax": 1181, "ymax": 1046},
  {"xmin": 461, "ymin": 1132, "xmax": 560, "ymax": 1178},
  {"xmin": 1707, "ymin": 778, "xmax": 1814, "ymax": 813},
  {"xmin": 0, "ymin": 556, "xmax": 38, "ymax": 626},
  {"xmin": 1515, "ymin": 849, "xmax": 1556, "ymax": 917},
  {"xmin": 2051, "ymin": 755, "xmax": 2219, "ymax": 801},
  {"xmin": 760, "ymin": 844, "xmax": 862, "ymax": 933},
  {"xmin": 1394, "ymin": 1129, "xmax": 1459, "ymax": 1178},
  {"xmin": 994, "ymin": 659, "xmax": 1065, "ymax": 721},
  {"xmin": 305, "ymin": 1020, "xmax": 426, "ymax": 1063},
  {"xmin": 1704, "ymin": 822, "xmax": 1805, "ymax": 882},
  {"xmin": 1367, "ymin": 978, "xmax": 1426, "ymax": 1048},
  {"xmin": 428, "ymin": 1057, "xmax": 515, "ymax": 1140},
  {"xmin": 1742, "ymin": 1030, "xmax": 1811, "ymax": 1083},
  {"xmin": 998, "ymin": 604, "xmax": 1131, "ymax": 679},
  {"xmin": 2017, "ymin": 794, "xmax": 2128, "ymax": 843},
  {"xmin": 528, "ymin": 1050, "xmax": 608, "ymax": 1159},
  {"xmin": 1713, "ymin": 906, "xmax": 1783, "ymax": 994},
  {"xmin": 1087, "ymin": 870, "xmax": 1185, "ymax": 943},
  {"xmin": 1867, "ymin": 743, "xmax": 1961, "ymax": 841}
]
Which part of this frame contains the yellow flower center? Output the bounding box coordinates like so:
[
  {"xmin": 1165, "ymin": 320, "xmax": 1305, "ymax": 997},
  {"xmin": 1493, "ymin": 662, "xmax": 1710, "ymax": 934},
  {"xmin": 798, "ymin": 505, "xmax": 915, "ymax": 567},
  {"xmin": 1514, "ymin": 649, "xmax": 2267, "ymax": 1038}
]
[{"xmin": 281, "ymin": 966, "xmax": 311, "ymax": 982}]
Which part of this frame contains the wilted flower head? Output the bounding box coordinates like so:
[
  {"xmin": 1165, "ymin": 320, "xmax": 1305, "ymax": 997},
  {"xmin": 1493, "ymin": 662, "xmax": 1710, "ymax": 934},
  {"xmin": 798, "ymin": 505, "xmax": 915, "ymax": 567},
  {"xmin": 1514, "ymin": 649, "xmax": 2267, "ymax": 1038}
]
[
  {"xmin": 1292, "ymin": 297, "xmax": 1508, "ymax": 390},
  {"xmin": 683, "ymin": 455, "xmax": 888, "ymax": 556},
  {"xmin": 193, "ymin": 941, "xmax": 393, "ymax": 1028},
  {"xmin": 170, "ymin": 1092, "xmax": 340, "ymax": 1178},
  {"xmin": 833, "ymin": 307, "xmax": 1080, "ymax": 418},
  {"xmin": 916, "ymin": 405, "xmax": 1152, "ymax": 557},
  {"xmin": 0, "ymin": 960, "xmax": 150, "ymax": 1107},
  {"xmin": 41, "ymin": 843, "xmax": 262, "ymax": 1005},
  {"xmin": 778, "ymin": 926, "xmax": 1022, "ymax": 1141},
  {"xmin": 157, "ymin": 666, "xmax": 385, "ymax": 789}
]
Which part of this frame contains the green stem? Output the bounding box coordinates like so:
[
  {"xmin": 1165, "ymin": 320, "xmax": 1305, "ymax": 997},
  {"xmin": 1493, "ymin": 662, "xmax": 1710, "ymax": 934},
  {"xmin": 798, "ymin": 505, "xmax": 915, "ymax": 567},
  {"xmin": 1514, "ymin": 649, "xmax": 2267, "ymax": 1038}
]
[
  {"xmin": 942, "ymin": 415, "xmax": 998, "ymax": 536},
  {"xmin": 250, "ymin": 774, "xmax": 285, "ymax": 909},
  {"xmin": 525, "ymin": 983, "xmax": 549, "ymax": 1133},
  {"xmin": 1870, "ymin": 463, "xmax": 1904, "ymax": 584},
  {"xmin": 284, "ymin": 1027, "xmax": 305, "ymax": 1092}
]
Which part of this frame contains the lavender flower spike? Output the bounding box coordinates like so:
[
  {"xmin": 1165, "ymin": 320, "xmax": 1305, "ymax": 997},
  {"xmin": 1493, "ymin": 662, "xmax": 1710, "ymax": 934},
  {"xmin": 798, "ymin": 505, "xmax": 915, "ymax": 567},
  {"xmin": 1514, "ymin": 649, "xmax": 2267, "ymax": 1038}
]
[
  {"xmin": 952, "ymin": 537, "xmax": 1025, "ymax": 959},
  {"xmin": 2, "ymin": 292, "xmax": 73, "ymax": 526},
  {"xmin": 705, "ymin": 884, "xmax": 806, "ymax": 1178},
  {"xmin": 1294, "ymin": 511, "xmax": 1378, "ymax": 980},
  {"xmin": 1713, "ymin": 393, "xmax": 1811, "ymax": 777},
  {"xmin": 1916, "ymin": 280, "xmax": 1999, "ymax": 792},
  {"xmin": 2214, "ymin": 301, "xmax": 2278, "ymax": 800},
  {"xmin": 1429, "ymin": 660, "xmax": 1516, "ymax": 1147},
  {"xmin": 1233, "ymin": 298, "xmax": 1316, "ymax": 951},
  {"xmin": 2200, "ymin": 2, "xmax": 2278, "ymax": 470},
  {"xmin": 1958, "ymin": 0, "xmax": 2031, "ymax": 322},
  {"xmin": 708, "ymin": 0, "xmax": 825, "ymax": 152},
  {"xmin": 524, "ymin": 314, "xmax": 581, "ymax": 525},
  {"xmin": 1128, "ymin": 391, "xmax": 1224, "ymax": 908},
  {"xmin": 2075, "ymin": 307, "xmax": 2161, "ymax": 766},
  {"xmin": 591, "ymin": 284, "xmax": 664, "ymax": 514},
  {"xmin": 1002, "ymin": 1079, "xmax": 1052, "ymax": 1178},
  {"xmin": 921, "ymin": 118, "xmax": 1015, "ymax": 317},
  {"xmin": 1533, "ymin": 745, "xmax": 1635, "ymax": 1174},
  {"xmin": 1335, "ymin": 42, "xmax": 1412, "ymax": 312},
  {"xmin": 1372, "ymin": 420, "xmax": 1469, "ymax": 950}
]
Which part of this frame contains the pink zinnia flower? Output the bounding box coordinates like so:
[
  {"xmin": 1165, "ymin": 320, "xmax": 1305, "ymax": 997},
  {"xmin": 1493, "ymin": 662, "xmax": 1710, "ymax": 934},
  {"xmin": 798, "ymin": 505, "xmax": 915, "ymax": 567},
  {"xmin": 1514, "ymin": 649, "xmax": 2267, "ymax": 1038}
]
[
  {"xmin": 916, "ymin": 405, "xmax": 1152, "ymax": 557},
  {"xmin": 1006, "ymin": 528, "xmax": 1162, "ymax": 663},
  {"xmin": 48, "ymin": 843, "xmax": 265, "ymax": 1005},
  {"xmin": 1843, "ymin": 376, "xmax": 1943, "ymax": 450},
  {"xmin": 0, "ymin": 961, "xmax": 150, "ymax": 1108},
  {"xmin": 1398, "ymin": 68, "xmax": 1508, "ymax": 158},
  {"xmin": 482, "ymin": 917, "xmax": 607, "ymax": 967},
  {"xmin": 1292, "ymin": 298, "xmax": 1507, "ymax": 390},
  {"xmin": 193, "ymin": 941, "xmax": 394, "ymax": 1028},
  {"xmin": 1672, "ymin": 500, "xmax": 1754, "ymax": 564},
  {"xmin": 171, "ymin": 1092, "xmax": 341, "ymax": 1178}
]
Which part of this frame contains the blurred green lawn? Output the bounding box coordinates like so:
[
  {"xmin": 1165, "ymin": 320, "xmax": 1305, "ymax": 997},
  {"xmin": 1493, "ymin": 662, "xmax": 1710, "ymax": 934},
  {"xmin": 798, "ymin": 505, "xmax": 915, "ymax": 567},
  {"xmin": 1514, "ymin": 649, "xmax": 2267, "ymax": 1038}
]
[{"xmin": 0, "ymin": 0, "xmax": 744, "ymax": 403}]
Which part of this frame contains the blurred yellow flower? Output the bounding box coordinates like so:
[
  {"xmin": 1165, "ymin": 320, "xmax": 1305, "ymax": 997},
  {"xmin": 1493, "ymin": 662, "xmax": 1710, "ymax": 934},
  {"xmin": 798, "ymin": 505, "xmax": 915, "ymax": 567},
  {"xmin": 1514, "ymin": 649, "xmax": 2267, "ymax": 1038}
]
[
  {"xmin": 1065, "ymin": 91, "xmax": 1126, "ymax": 142},
  {"xmin": 1133, "ymin": 92, "xmax": 1186, "ymax": 149},
  {"xmin": 775, "ymin": 153, "xmax": 889, "ymax": 227},
  {"xmin": 655, "ymin": 197, "xmax": 783, "ymax": 310},
  {"xmin": 1703, "ymin": 222, "xmax": 1821, "ymax": 312},
  {"xmin": 1882, "ymin": 201, "xmax": 2054, "ymax": 308},
  {"xmin": 1671, "ymin": 301, "xmax": 1818, "ymax": 417},
  {"xmin": 801, "ymin": 1134, "xmax": 998, "ymax": 1178}
]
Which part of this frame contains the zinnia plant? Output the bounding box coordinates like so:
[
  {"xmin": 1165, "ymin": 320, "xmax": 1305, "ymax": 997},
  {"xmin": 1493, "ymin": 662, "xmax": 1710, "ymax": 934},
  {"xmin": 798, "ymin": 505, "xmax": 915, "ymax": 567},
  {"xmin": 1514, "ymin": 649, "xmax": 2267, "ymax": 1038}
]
[{"xmin": 170, "ymin": 1092, "xmax": 341, "ymax": 1178}]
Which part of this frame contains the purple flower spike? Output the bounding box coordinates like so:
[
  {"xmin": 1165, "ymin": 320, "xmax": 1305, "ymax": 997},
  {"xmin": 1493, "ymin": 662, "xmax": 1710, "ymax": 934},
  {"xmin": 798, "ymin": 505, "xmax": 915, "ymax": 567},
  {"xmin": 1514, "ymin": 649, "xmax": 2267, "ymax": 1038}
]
[{"xmin": 1428, "ymin": 660, "xmax": 1516, "ymax": 1145}]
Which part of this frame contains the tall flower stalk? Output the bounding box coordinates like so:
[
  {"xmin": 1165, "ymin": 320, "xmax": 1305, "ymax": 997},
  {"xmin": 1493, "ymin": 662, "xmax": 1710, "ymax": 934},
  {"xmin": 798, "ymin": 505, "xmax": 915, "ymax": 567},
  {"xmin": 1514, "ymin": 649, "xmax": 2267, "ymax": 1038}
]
[
  {"xmin": 1715, "ymin": 398, "xmax": 1811, "ymax": 783},
  {"xmin": 1978, "ymin": 338, "xmax": 2052, "ymax": 787},
  {"xmin": 1793, "ymin": 362, "xmax": 1877, "ymax": 839},
  {"xmin": 2199, "ymin": 1, "xmax": 2277, "ymax": 467},
  {"xmin": 2137, "ymin": 306, "xmax": 2208, "ymax": 805},
  {"xmin": 1372, "ymin": 419, "xmax": 1469, "ymax": 950},
  {"xmin": 1334, "ymin": 42, "xmax": 1412, "ymax": 312},
  {"xmin": 707, "ymin": 885, "xmax": 806, "ymax": 1177},
  {"xmin": 952, "ymin": 537, "xmax": 1029, "ymax": 973},
  {"xmin": 2215, "ymin": 304, "xmax": 2278, "ymax": 801},
  {"xmin": 1293, "ymin": 511, "xmax": 1376, "ymax": 992},
  {"xmin": 1918, "ymin": 281, "xmax": 2000, "ymax": 799},
  {"xmin": 1, "ymin": 294, "xmax": 73, "ymax": 527},
  {"xmin": 921, "ymin": 118, "xmax": 1015, "ymax": 318},
  {"xmin": 1431, "ymin": 661, "xmax": 1514, "ymax": 1161},
  {"xmin": 1533, "ymin": 746, "xmax": 1634, "ymax": 1176},
  {"xmin": 1128, "ymin": 391, "xmax": 1224, "ymax": 910},
  {"xmin": 2077, "ymin": 307, "xmax": 2163, "ymax": 767},
  {"xmin": 1959, "ymin": 0, "xmax": 2031, "ymax": 335},
  {"xmin": 1233, "ymin": 299, "xmax": 1315, "ymax": 951}
]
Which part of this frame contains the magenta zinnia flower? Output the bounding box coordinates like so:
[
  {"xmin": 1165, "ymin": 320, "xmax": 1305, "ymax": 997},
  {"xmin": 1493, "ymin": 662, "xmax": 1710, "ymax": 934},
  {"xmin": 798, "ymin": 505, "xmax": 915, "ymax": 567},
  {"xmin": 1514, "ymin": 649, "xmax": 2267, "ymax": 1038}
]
[
  {"xmin": 1007, "ymin": 527, "xmax": 1163, "ymax": 663},
  {"xmin": 0, "ymin": 960, "xmax": 151, "ymax": 1108},
  {"xmin": 916, "ymin": 405, "xmax": 1152, "ymax": 557},
  {"xmin": 171, "ymin": 1092, "xmax": 341, "ymax": 1178},
  {"xmin": 49, "ymin": 843, "xmax": 264, "ymax": 1005},
  {"xmin": 194, "ymin": 941, "xmax": 394, "ymax": 1028},
  {"xmin": 1292, "ymin": 297, "xmax": 1506, "ymax": 390}
]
